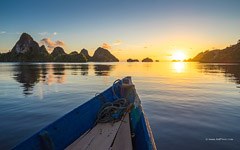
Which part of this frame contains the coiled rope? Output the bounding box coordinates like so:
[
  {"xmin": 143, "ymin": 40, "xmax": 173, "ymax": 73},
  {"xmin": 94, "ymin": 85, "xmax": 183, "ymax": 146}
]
[
  {"xmin": 96, "ymin": 79, "xmax": 130, "ymax": 123},
  {"xmin": 96, "ymin": 98, "xmax": 129, "ymax": 123}
]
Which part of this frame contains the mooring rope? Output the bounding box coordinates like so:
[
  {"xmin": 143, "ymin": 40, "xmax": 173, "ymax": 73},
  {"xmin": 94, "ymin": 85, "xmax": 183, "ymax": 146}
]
[
  {"xmin": 96, "ymin": 98, "xmax": 129, "ymax": 123},
  {"xmin": 96, "ymin": 79, "xmax": 130, "ymax": 123},
  {"xmin": 111, "ymin": 79, "xmax": 121, "ymax": 99}
]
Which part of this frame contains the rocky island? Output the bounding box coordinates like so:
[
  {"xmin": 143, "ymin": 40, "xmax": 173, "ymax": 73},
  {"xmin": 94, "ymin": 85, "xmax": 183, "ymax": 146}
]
[
  {"xmin": 142, "ymin": 57, "xmax": 153, "ymax": 62},
  {"xmin": 90, "ymin": 47, "xmax": 119, "ymax": 62},
  {"xmin": 80, "ymin": 48, "xmax": 91, "ymax": 61},
  {"xmin": 190, "ymin": 40, "xmax": 240, "ymax": 63},
  {"xmin": 127, "ymin": 58, "xmax": 139, "ymax": 62},
  {"xmin": 0, "ymin": 33, "xmax": 119, "ymax": 62}
]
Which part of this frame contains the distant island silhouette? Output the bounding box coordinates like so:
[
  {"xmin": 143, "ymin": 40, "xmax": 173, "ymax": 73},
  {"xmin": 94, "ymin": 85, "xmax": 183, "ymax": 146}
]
[
  {"xmin": 188, "ymin": 40, "xmax": 240, "ymax": 63},
  {"xmin": 142, "ymin": 57, "xmax": 153, "ymax": 62},
  {"xmin": 1, "ymin": 33, "xmax": 240, "ymax": 63},
  {"xmin": 127, "ymin": 58, "xmax": 156, "ymax": 62},
  {"xmin": 127, "ymin": 58, "xmax": 139, "ymax": 62},
  {"xmin": 0, "ymin": 33, "xmax": 119, "ymax": 62}
]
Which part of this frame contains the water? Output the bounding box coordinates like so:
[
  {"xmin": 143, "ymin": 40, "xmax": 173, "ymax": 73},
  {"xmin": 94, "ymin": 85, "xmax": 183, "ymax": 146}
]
[{"xmin": 0, "ymin": 62, "xmax": 240, "ymax": 150}]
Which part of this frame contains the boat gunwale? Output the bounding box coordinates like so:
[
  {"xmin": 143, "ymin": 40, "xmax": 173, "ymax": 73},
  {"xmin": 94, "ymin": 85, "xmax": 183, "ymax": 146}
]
[{"xmin": 13, "ymin": 77, "xmax": 157, "ymax": 150}]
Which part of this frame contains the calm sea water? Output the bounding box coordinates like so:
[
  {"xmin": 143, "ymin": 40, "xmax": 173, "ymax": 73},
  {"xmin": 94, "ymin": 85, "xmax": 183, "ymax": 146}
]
[{"xmin": 0, "ymin": 62, "xmax": 240, "ymax": 150}]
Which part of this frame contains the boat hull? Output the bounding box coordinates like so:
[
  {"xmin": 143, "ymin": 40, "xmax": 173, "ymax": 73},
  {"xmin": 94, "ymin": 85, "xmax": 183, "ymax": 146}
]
[{"xmin": 13, "ymin": 77, "xmax": 156, "ymax": 150}]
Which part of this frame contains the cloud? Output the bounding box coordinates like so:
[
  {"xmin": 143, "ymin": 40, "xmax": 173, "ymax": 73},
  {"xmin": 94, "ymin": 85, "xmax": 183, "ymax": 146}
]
[
  {"xmin": 101, "ymin": 40, "xmax": 122, "ymax": 49},
  {"xmin": 55, "ymin": 40, "xmax": 64, "ymax": 46},
  {"xmin": 40, "ymin": 38, "xmax": 65, "ymax": 50},
  {"xmin": 0, "ymin": 31, "xmax": 6, "ymax": 34},
  {"xmin": 102, "ymin": 43, "xmax": 111, "ymax": 49},
  {"xmin": 38, "ymin": 32, "xmax": 48, "ymax": 36},
  {"xmin": 113, "ymin": 40, "xmax": 122, "ymax": 46},
  {"xmin": 38, "ymin": 32, "xmax": 58, "ymax": 37},
  {"xmin": 0, "ymin": 31, "xmax": 25, "ymax": 35}
]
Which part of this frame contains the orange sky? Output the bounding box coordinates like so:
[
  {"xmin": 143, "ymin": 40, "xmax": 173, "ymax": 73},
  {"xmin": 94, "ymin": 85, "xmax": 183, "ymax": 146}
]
[{"xmin": 1, "ymin": 0, "xmax": 240, "ymax": 61}]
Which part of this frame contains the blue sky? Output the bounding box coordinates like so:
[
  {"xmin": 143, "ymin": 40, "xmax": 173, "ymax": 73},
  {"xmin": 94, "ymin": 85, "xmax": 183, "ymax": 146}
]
[{"xmin": 1, "ymin": 0, "xmax": 240, "ymax": 60}]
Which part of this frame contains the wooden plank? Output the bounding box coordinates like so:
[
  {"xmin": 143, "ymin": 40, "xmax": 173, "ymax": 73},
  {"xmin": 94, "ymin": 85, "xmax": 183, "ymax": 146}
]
[
  {"xmin": 111, "ymin": 113, "xmax": 132, "ymax": 150},
  {"xmin": 65, "ymin": 121, "xmax": 121, "ymax": 150},
  {"xmin": 65, "ymin": 129, "xmax": 91, "ymax": 150}
]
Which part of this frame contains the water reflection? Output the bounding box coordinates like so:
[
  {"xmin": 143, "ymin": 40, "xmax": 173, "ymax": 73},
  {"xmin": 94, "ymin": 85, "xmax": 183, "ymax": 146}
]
[
  {"xmin": 199, "ymin": 64, "xmax": 240, "ymax": 84},
  {"xmin": 13, "ymin": 64, "xmax": 41, "ymax": 95},
  {"xmin": 52, "ymin": 64, "xmax": 65, "ymax": 75},
  {"xmin": 94, "ymin": 64, "xmax": 114, "ymax": 76},
  {"xmin": 12, "ymin": 63, "xmax": 240, "ymax": 95},
  {"xmin": 39, "ymin": 64, "xmax": 48, "ymax": 82},
  {"xmin": 12, "ymin": 63, "xmax": 114, "ymax": 95},
  {"xmin": 80, "ymin": 64, "xmax": 89, "ymax": 76},
  {"xmin": 65, "ymin": 64, "xmax": 89, "ymax": 76},
  {"xmin": 172, "ymin": 62, "xmax": 185, "ymax": 73},
  {"xmin": 52, "ymin": 64, "xmax": 66, "ymax": 84},
  {"xmin": 3, "ymin": 62, "xmax": 240, "ymax": 150}
]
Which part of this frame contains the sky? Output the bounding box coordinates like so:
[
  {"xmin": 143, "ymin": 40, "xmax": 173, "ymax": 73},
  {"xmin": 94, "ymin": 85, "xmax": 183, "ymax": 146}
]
[{"xmin": 0, "ymin": 0, "xmax": 240, "ymax": 61}]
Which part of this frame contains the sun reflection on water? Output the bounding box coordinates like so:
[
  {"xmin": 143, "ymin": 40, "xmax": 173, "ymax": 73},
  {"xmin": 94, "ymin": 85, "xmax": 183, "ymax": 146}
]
[{"xmin": 172, "ymin": 62, "xmax": 185, "ymax": 73}]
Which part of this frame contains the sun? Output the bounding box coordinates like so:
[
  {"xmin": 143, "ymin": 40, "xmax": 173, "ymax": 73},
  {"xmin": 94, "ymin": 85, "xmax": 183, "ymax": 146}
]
[{"xmin": 171, "ymin": 51, "xmax": 187, "ymax": 61}]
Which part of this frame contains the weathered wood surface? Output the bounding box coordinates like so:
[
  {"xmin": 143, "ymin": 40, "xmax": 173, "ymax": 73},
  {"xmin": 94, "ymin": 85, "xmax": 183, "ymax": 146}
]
[
  {"xmin": 111, "ymin": 113, "xmax": 132, "ymax": 150},
  {"xmin": 66, "ymin": 121, "xmax": 121, "ymax": 150},
  {"xmin": 66, "ymin": 113, "xmax": 132, "ymax": 150}
]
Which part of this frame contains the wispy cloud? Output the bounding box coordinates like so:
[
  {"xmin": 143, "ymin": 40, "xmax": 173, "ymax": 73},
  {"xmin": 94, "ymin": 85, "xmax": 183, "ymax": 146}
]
[
  {"xmin": 38, "ymin": 32, "xmax": 49, "ymax": 36},
  {"xmin": 102, "ymin": 43, "xmax": 111, "ymax": 49},
  {"xmin": 40, "ymin": 38, "xmax": 65, "ymax": 50},
  {"xmin": 101, "ymin": 40, "xmax": 122, "ymax": 49},
  {"xmin": 113, "ymin": 40, "xmax": 122, "ymax": 46},
  {"xmin": 0, "ymin": 31, "xmax": 20, "ymax": 35},
  {"xmin": 3, "ymin": 32, "xmax": 26, "ymax": 35},
  {"xmin": 0, "ymin": 31, "xmax": 6, "ymax": 34},
  {"xmin": 55, "ymin": 40, "xmax": 64, "ymax": 46},
  {"xmin": 38, "ymin": 32, "xmax": 58, "ymax": 37}
]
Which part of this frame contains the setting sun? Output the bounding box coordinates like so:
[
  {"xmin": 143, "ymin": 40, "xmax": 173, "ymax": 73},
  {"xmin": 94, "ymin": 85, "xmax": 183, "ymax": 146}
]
[{"xmin": 171, "ymin": 51, "xmax": 187, "ymax": 61}]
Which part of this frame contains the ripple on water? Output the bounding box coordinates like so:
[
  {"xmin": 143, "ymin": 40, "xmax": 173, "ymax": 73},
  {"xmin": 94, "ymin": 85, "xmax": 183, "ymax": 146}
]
[{"xmin": 0, "ymin": 62, "xmax": 240, "ymax": 150}]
